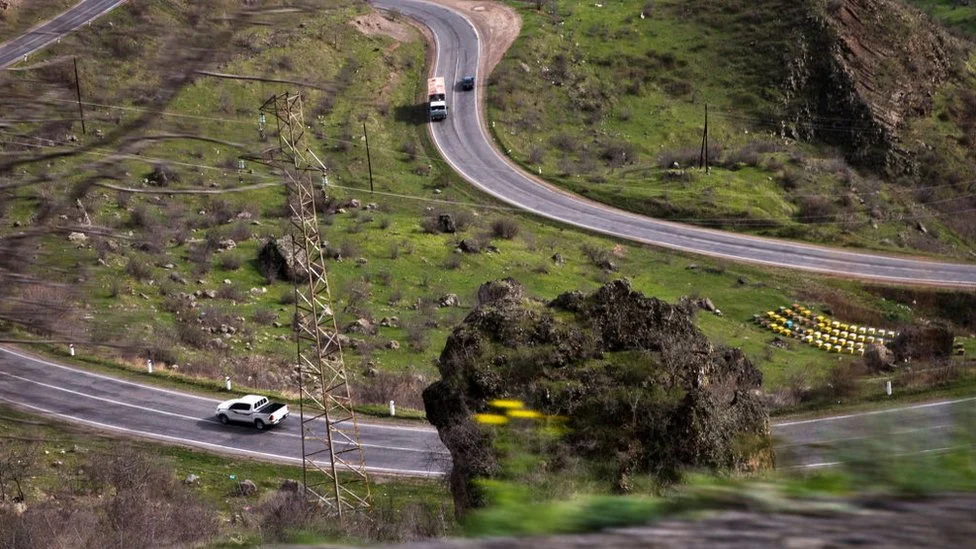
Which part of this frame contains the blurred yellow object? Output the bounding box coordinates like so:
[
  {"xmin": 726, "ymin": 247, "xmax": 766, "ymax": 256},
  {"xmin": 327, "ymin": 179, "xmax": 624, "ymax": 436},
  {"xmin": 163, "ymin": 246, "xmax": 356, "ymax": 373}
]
[
  {"xmin": 508, "ymin": 409, "xmax": 543, "ymax": 420},
  {"xmin": 474, "ymin": 413, "xmax": 508, "ymax": 425},
  {"xmin": 489, "ymin": 399, "xmax": 524, "ymax": 409}
]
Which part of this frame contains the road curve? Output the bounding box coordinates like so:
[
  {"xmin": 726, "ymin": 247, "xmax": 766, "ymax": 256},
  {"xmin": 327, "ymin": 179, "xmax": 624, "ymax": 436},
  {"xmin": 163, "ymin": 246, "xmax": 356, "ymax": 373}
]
[
  {"xmin": 1, "ymin": 346, "xmax": 973, "ymax": 476},
  {"xmin": 0, "ymin": 0, "xmax": 126, "ymax": 68},
  {"xmin": 374, "ymin": 0, "xmax": 976, "ymax": 288},
  {"xmin": 0, "ymin": 347, "xmax": 449, "ymax": 477}
]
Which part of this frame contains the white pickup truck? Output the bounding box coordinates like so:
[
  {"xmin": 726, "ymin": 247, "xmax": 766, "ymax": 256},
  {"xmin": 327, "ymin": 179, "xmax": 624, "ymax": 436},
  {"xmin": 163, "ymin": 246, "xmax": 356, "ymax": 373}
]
[{"xmin": 215, "ymin": 395, "xmax": 289, "ymax": 430}]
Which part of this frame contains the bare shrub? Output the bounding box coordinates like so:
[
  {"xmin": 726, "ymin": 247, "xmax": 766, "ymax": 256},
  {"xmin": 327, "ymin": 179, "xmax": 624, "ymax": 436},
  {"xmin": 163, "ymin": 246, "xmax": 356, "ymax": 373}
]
[
  {"xmin": 442, "ymin": 254, "xmax": 463, "ymax": 270},
  {"xmin": 528, "ymin": 146, "xmax": 544, "ymax": 164},
  {"xmin": 176, "ymin": 322, "xmax": 210, "ymax": 349},
  {"xmin": 656, "ymin": 147, "xmax": 699, "ymax": 169},
  {"xmin": 550, "ymin": 132, "xmax": 578, "ymax": 153},
  {"xmin": 125, "ymin": 255, "xmax": 154, "ymax": 281},
  {"xmin": 352, "ymin": 371, "xmax": 427, "ymax": 409},
  {"xmin": 375, "ymin": 270, "xmax": 393, "ymax": 286},
  {"xmin": 403, "ymin": 317, "xmax": 429, "ymax": 351},
  {"xmin": 216, "ymin": 284, "xmax": 245, "ymax": 301},
  {"xmin": 389, "ymin": 242, "xmax": 400, "ymax": 259},
  {"xmin": 218, "ymin": 253, "xmax": 243, "ymax": 271},
  {"xmin": 580, "ymin": 243, "xmax": 612, "ymax": 267},
  {"xmin": 400, "ymin": 142, "xmax": 418, "ymax": 161},
  {"xmin": 253, "ymin": 309, "xmax": 277, "ymax": 325},
  {"xmin": 797, "ymin": 196, "xmax": 838, "ymax": 223},
  {"xmin": 491, "ymin": 218, "xmax": 520, "ymax": 239}
]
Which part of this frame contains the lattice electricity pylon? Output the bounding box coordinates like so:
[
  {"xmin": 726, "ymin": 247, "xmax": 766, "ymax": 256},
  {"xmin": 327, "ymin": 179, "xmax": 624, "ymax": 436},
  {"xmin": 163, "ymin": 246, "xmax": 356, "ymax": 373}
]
[{"xmin": 258, "ymin": 92, "xmax": 370, "ymax": 518}]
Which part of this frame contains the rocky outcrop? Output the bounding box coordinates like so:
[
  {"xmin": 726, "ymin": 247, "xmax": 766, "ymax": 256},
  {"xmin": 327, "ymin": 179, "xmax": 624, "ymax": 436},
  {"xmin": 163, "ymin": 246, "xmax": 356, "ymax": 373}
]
[
  {"xmin": 782, "ymin": 0, "xmax": 964, "ymax": 172},
  {"xmin": 423, "ymin": 280, "xmax": 771, "ymax": 516},
  {"xmin": 257, "ymin": 237, "xmax": 307, "ymax": 283}
]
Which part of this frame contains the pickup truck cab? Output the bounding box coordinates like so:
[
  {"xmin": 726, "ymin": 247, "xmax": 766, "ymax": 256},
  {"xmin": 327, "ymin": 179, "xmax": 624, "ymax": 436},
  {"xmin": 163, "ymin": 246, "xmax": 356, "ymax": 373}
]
[{"xmin": 216, "ymin": 395, "xmax": 288, "ymax": 430}]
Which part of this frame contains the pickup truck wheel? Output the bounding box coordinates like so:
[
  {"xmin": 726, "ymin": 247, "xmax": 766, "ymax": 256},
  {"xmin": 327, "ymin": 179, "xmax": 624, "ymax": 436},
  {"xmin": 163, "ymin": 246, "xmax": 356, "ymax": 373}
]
[
  {"xmin": 218, "ymin": 414, "xmax": 229, "ymax": 425},
  {"xmin": 254, "ymin": 419, "xmax": 265, "ymax": 430}
]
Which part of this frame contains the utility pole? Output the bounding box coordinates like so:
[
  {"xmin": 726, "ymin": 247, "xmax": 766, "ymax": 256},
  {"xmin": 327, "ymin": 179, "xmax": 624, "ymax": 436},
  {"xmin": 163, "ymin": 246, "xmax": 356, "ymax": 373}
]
[
  {"xmin": 73, "ymin": 57, "xmax": 86, "ymax": 135},
  {"xmin": 256, "ymin": 92, "xmax": 370, "ymax": 519},
  {"xmin": 363, "ymin": 122, "xmax": 374, "ymax": 194},
  {"xmin": 698, "ymin": 103, "xmax": 709, "ymax": 172},
  {"xmin": 704, "ymin": 104, "xmax": 710, "ymax": 174}
]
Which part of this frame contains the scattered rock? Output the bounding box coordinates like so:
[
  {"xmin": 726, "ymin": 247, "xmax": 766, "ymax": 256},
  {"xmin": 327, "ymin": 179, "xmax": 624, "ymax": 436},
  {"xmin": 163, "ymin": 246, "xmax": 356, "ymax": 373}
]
[
  {"xmin": 458, "ymin": 239, "xmax": 481, "ymax": 253},
  {"xmin": 597, "ymin": 259, "xmax": 618, "ymax": 272},
  {"xmin": 551, "ymin": 252, "xmax": 565, "ymax": 265},
  {"xmin": 916, "ymin": 221, "xmax": 927, "ymax": 234},
  {"xmin": 697, "ymin": 297, "xmax": 717, "ymax": 313},
  {"xmin": 439, "ymin": 294, "xmax": 461, "ymax": 307},
  {"xmin": 438, "ymin": 213, "xmax": 456, "ymax": 233},
  {"xmin": 864, "ymin": 343, "xmax": 894, "ymax": 371},
  {"xmin": 356, "ymin": 257, "xmax": 368, "ymax": 267},
  {"xmin": 258, "ymin": 238, "xmax": 308, "ymax": 283},
  {"xmin": 235, "ymin": 211, "xmax": 252, "ymax": 220},
  {"xmin": 366, "ymin": 203, "xmax": 378, "ymax": 210},
  {"xmin": 203, "ymin": 289, "xmax": 218, "ymax": 299},
  {"xmin": 223, "ymin": 279, "xmax": 232, "ymax": 285},
  {"xmin": 379, "ymin": 316, "xmax": 400, "ymax": 328},
  {"xmin": 184, "ymin": 474, "xmax": 200, "ymax": 485},
  {"xmin": 386, "ymin": 340, "xmax": 400, "ymax": 350},
  {"xmin": 67, "ymin": 232, "xmax": 87, "ymax": 246},
  {"xmin": 349, "ymin": 198, "xmax": 362, "ymax": 208},
  {"xmin": 346, "ymin": 318, "xmax": 375, "ymax": 335},
  {"xmin": 737, "ymin": 277, "xmax": 749, "ymax": 285},
  {"xmin": 769, "ymin": 336, "xmax": 790, "ymax": 349},
  {"xmin": 238, "ymin": 479, "xmax": 257, "ymax": 496},
  {"xmin": 218, "ymin": 239, "xmax": 237, "ymax": 251},
  {"xmin": 364, "ymin": 365, "xmax": 379, "ymax": 378},
  {"xmin": 476, "ymin": 278, "xmax": 524, "ymax": 306}
]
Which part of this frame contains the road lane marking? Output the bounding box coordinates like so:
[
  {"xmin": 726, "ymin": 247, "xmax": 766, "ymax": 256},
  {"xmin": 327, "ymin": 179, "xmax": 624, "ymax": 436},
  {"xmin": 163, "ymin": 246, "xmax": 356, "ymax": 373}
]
[
  {"xmin": 775, "ymin": 396, "xmax": 976, "ymax": 427},
  {"xmin": 0, "ymin": 370, "xmax": 447, "ymax": 455},
  {"xmin": 774, "ymin": 424, "xmax": 952, "ymax": 449},
  {"xmin": 0, "ymin": 346, "xmax": 437, "ymax": 433},
  {"xmin": 0, "ymin": 396, "xmax": 446, "ymax": 477}
]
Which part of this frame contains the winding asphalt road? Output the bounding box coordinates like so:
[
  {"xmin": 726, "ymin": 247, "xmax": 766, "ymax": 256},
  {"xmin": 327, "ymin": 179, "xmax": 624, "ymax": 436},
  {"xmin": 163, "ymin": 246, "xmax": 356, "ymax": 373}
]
[
  {"xmin": 375, "ymin": 0, "xmax": 976, "ymax": 288},
  {"xmin": 2, "ymin": 346, "xmax": 973, "ymax": 476},
  {"xmin": 0, "ymin": 0, "xmax": 126, "ymax": 68}
]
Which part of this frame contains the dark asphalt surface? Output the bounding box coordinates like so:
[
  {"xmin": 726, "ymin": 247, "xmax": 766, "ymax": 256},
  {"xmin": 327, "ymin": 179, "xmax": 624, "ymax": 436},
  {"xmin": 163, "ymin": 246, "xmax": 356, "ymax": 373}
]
[
  {"xmin": 0, "ymin": 347, "xmax": 448, "ymax": 477},
  {"xmin": 375, "ymin": 0, "xmax": 976, "ymax": 287},
  {"xmin": 0, "ymin": 0, "xmax": 126, "ymax": 68},
  {"xmin": 2, "ymin": 346, "xmax": 974, "ymax": 476}
]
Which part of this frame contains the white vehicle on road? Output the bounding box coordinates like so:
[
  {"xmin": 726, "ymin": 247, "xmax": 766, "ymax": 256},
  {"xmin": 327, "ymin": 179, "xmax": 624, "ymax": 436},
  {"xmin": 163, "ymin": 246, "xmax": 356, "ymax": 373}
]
[{"xmin": 215, "ymin": 395, "xmax": 289, "ymax": 430}]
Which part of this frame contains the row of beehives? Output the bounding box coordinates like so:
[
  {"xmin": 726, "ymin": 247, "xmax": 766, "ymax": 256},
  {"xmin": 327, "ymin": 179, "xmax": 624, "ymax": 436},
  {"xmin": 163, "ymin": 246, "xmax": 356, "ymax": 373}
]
[{"xmin": 753, "ymin": 304, "xmax": 897, "ymax": 355}]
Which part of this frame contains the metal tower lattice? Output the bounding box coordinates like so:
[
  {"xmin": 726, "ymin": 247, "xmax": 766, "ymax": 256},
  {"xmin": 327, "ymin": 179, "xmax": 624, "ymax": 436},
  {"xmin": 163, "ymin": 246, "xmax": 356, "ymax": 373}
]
[{"xmin": 259, "ymin": 92, "xmax": 370, "ymax": 517}]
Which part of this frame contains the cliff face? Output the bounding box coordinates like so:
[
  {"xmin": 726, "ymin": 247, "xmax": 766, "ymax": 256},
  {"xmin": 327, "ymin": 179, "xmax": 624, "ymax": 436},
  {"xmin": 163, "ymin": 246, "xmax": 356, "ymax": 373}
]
[
  {"xmin": 423, "ymin": 280, "xmax": 771, "ymax": 516},
  {"xmin": 782, "ymin": 0, "xmax": 965, "ymax": 172}
]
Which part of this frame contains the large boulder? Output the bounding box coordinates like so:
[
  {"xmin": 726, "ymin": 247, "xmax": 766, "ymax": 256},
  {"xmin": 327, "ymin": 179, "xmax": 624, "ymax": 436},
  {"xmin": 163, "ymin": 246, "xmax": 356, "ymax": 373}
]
[
  {"xmin": 424, "ymin": 279, "xmax": 771, "ymax": 517},
  {"xmin": 258, "ymin": 237, "xmax": 308, "ymax": 283}
]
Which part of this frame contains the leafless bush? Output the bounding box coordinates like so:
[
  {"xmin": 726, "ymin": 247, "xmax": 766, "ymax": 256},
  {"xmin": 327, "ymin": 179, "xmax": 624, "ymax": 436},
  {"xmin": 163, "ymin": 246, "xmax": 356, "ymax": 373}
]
[
  {"xmin": 442, "ymin": 254, "xmax": 463, "ymax": 270},
  {"xmin": 253, "ymin": 309, "xmax": 277, "ymax": 325},
  {"xmin": 400, "ymin": 141, "xmax": 418, "ymax": 161},
  {"xmin": 491, "ymin": 218, "xmax": 520, "ymax": 239},
  {"xmin": 0, "ymin": 440, "xmax": 39, "ymax": 502},
  {"xmin": 550, "ymin": 132, "xmax": 578, "ymax": 153},
  {"xmin": 216, "ymin": 284, "xmax": 245, "ymax": 301},
  {"xmin": 379, "ymin": 217, "xmax": 392, "ymax": 230},
  {"xmin": 580, "ymin": 243, "xmax": 612, "ymax": 267},
  {"xmin": 125, "ymin": 255, "xmax": 154, "ymax": 281},
  {"xmin": 218, "ymin": 253, "xmax": 243, "ymax": 271},
  {"xmin": 656, "ymin": 147, "xmax": 700, "ymax": 169},
  {"xmin": 352, "ymin": 371, "xmax": 427, "ymax": 409},
  {"xmin": 796, "ymin": 196, "xmax": 838, "ymax": 222},
  {"xmin": 528, "ymin": 146, "xmax": 544, "ymax": 164},
  {"xmin": 176, "ymin": 322, "xmax": 210, "ymax": 349},
  {"xmin": 403, "ymin": 317, "xmax": 429, "ymax": 351}
]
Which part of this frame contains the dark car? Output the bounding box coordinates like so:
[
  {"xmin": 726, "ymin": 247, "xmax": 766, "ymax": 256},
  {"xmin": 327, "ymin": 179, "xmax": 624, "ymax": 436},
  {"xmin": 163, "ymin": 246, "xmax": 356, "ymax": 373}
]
[{"xmin": 460, "ymin": 76, "xmax": 475, "ymax": 91}]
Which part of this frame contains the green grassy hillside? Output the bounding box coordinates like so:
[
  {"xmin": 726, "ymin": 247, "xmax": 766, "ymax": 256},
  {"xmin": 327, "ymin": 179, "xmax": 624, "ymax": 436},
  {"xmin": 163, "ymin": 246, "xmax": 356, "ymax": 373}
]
[{"xmin": 487, "ymin": 0, "xmax": 976, "ymax": 257}]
